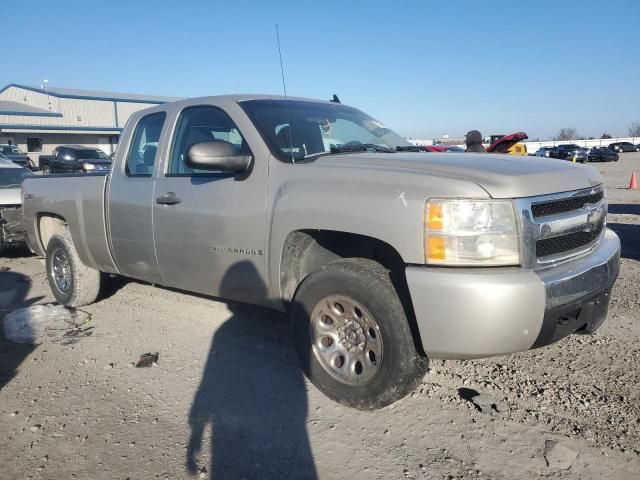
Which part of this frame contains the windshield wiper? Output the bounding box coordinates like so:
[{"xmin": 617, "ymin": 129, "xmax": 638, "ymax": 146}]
[
  {"xmin": 362, "ymin": 143, "xmax": 396, "ymax": 153},
  {"xmin": 303, "ymin": 142, "xmax": 397, "ymax": 159},
  {"xmin": 395, "ymin": 145, "xmax": 424, "ymax": 152},
  {"xmin": 329, "ymin": 144, "xmax": 367, "ymax": 154},
  {"xmin": 328, "ymin": 143, "xmax": 396, "ymax": 154}
]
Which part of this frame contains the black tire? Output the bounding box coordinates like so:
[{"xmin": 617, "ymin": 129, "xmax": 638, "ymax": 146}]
[
  {"xmin": 291, "ymin": 258, "xmax": 427, "ymax": 410},
  {"xmin": 42, "ymin": 165, "xmax": 51, "ymax": 175},
  {"xmin": 46, "ymin": 230, "xmax": 101, "ymax": 307}
]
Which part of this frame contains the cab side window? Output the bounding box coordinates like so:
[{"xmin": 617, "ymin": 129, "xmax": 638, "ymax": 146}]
[
  {"xmin": 168, "ymin": 106, "xmax": 250, "ymax": 175},
  {"xmin": 126, "ymin": 112, "xmax": 166, "ymax": 176}
]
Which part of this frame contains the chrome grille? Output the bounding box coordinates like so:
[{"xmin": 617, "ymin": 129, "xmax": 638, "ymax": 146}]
[
  {"xmin": 531, "ymin": 191, "xmax": 604, "ymax": 218},
  {"xmin": 535, "ymin": 223, "xmax": 604, "ymax": 257},
  {"xmin": 515, "ymin": 185, "xmax": 606, "ymax": 268}
]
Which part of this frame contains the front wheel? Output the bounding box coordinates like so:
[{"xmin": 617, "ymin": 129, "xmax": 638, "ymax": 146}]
[
  {"xmin": 291, "ymin": 258, "xmax": 427, "ymax": 410},
  {"xmin": 42, "ymin": 165, "xmax": 51, "ymax": 175},
  {"xmin": 46, "ymin": 230, "xmax": 102, "ymax": 307}
]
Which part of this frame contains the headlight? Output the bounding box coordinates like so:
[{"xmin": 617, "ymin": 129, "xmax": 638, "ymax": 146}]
[
  {"xmin": 83, "ymin": 163, "xmax": 96, "ymax": 170},
  {"xmin": 424, "ymin": 199, "xmax": 520, "ymax": 266}
]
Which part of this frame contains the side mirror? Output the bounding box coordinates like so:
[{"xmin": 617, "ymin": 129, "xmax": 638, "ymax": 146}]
[{"xmin": 186, "ymin": 141, "xmax": 251, "ymax": 174}]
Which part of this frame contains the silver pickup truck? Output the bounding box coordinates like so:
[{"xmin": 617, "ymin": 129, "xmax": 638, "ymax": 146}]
[{"xmin": 21, "ymin": 95, "xmax": 620, "ymax": 409}]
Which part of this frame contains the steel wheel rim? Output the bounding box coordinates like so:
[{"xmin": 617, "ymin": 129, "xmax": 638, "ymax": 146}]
[
  {"xmin": 50, "ymin": 247, "xmax": 71, "ymax": 294},
  {"xmin": 310, "ymin": 295, "xmax": 383, "ymax": 386}
]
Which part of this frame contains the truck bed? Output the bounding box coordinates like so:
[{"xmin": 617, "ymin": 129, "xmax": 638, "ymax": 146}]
[{"xmin": 21, "ymin": 172, "xmax": 118, "ymax": 273}]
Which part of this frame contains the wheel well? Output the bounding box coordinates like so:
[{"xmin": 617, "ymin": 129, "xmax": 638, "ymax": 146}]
[
  {"xmin": 280, "ymin": 230, "xmax": 425, "ymax": 355},
  {"xmin": 38, "ymin": 214, "xmax": 67, "ymax": 252}
]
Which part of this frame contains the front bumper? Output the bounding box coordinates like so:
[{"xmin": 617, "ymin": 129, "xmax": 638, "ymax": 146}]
[{"xmin": 405, "ymin": 228, "xmax": 620, "ymax": 359}]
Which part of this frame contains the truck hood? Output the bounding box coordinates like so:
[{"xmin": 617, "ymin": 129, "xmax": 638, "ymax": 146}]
[
  {"xmin": 0, "ymin": 187, "xmax": 21, "ymax": 206},
  {"xmin": 313, "ymin": 152, "xmax": 603, "ymax": 198}
]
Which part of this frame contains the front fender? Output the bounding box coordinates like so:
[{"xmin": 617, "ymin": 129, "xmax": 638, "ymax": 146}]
[{"xmin": 266, "ymin": 163, "xmax": 489, "ymax": 299}]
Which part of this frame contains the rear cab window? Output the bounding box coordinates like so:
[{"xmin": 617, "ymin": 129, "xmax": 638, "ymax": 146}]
[{"xmin": 126, "ymin": 112, "xmax": 166, "ymax": 177}]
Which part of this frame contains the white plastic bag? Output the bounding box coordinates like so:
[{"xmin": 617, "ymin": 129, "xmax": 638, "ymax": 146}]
[{"xmin": 3, "ymin": 304, "xmax": 89, "ymax": 344}]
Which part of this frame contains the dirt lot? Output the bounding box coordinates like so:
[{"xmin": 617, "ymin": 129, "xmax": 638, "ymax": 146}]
[{"xmin": 1, "ymin": 153, "xmax": 639, "ymax": 480}]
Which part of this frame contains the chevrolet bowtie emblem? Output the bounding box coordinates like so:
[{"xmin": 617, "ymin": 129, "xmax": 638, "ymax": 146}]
[{"xmin": 584, "ymin": 204, "xmax": 603, "ymax": 232}]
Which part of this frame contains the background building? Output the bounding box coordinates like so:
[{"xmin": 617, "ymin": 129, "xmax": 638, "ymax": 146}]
[{"xmin": 0, "ymin": 83, "xmax": 179, "ymax": 166}]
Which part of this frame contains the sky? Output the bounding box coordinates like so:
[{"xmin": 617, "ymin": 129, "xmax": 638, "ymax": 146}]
[{"xmin": 3, "ymin": 0, "xmax": 639, "ymax": 140}]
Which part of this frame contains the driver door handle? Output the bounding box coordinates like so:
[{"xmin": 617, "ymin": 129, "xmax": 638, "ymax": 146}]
[{"xmin": 156, "ymin": 192, "xmax": 181, "ymax": 205}]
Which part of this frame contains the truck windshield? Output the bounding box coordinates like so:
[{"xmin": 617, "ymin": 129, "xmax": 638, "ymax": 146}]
[
  {"xmin": 0, "ymin": 168, "xmax": 31, "ymax": 188},
  {"xmin": 241, "ymin": 99, "xmax": 410, "ymax": 162},
  {"xmin": 76, "ymin": 150, "xmax": 109, "ymax": 160}
]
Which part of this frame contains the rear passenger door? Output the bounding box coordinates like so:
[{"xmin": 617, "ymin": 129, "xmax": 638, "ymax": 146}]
[
  {"xmin": 107, "ymin": 111, "xmax": 167, "ymax": 284},
  {"xmin": 152, "ymin": 104, "xmax": 269, "ymax": 304}
]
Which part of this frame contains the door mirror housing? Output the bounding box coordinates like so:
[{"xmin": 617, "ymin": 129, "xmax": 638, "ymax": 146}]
[{"xmin": 186, "ymin": 141, "xmax": 251, "ymax": 174}]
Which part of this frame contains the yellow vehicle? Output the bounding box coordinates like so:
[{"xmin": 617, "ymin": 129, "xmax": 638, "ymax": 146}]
[
  {"xmin": 486, "ymin": 132, "xmax": 528, "ymax": 155},
  {"xmin": 507, "ymin": 143, "xmax": 528, "ymax": 155}
]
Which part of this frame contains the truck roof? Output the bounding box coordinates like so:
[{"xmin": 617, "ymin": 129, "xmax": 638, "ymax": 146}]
[{"xmin": 149, "ymin": 94, "xmax": 338, "ymax": 109}]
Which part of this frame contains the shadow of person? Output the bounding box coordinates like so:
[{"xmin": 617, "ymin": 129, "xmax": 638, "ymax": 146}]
[
  {"xmin": 186, "ymin": 261, "xmax": 317, "ymax": 479},
  {"xmin": 0, "ymin": 270, "xmax": 43, "ymax": 390}
]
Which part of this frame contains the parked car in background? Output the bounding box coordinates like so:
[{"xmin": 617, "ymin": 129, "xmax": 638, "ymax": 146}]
[
  {"xmin": 608, "ymin": 141, "xmax": 638, "ymax": 153},
  {"xmin": 549, "ymin": 144, "xmax": 586, "ymax": 162},
  {"xmin": 534, "ymin": 147, "xmax": 554, "ymax": 157},
  {"xmin": 588, "ymin": 147, "xmax": 619, "ymax": 162},
  {"xmin": 569, "ymin": 147, "xmax": 588, "ymax": 163},
  {"xmin": 21, "ymin": 94, "xmax": 620, "ymax": 409},
  {"xmin": 38, "ymin": 145, "xmax": 112, "ymax": 174},
  {"xmin": 0, "ymin": 144, "xmax": 32, "ymax": 169},
  {"xmin": 0, "ymin": 158, "xmax": 32, "ymax": 251}
]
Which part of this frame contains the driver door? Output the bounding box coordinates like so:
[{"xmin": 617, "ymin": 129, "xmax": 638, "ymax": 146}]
[{"xmin": 152, "ymin": 104, "xmax": 269, "ymax": 304}]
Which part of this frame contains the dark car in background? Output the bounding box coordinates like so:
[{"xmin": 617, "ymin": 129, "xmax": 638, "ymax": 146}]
[
  {"xmin": 608, "ymin": 141, "xmax": 638, "ymax": 153},
  {"xmin": 0, "ymin": 144, "xmax": 32, "ymax": 169},
  {"xmin": 549, "ymin": 144, "xmax": 587, "ymax": 163},
  {"xmin": 38, "ymin": 145, "xmax": 112, "ymax": 175},
  {"xmin": 588, "ymin": 147, "xmax": 619, "ymax": 162}
]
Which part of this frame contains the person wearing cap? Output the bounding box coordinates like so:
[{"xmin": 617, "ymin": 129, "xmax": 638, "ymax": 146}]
[{"xmin": 465, "ymin": 130, "xmax": 486, "ymax": 153}]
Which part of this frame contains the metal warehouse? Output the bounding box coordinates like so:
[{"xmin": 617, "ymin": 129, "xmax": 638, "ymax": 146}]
[{"xmin": 0, "ymin": 83, "xmax": 179, "ymax": 167}]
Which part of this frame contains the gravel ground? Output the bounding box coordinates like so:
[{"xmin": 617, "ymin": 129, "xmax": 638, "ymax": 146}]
[{"xmin": 1, "ymin": 153, "xmax": 639, "ymax": 479}]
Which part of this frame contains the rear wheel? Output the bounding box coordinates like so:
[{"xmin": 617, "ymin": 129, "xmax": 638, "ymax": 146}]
[
  {"xmin": 291, "ymin": 258, "xmax": 427, "ymax": 410},
  {"xmin": 46, "ymin": 229, "xmax": 101, "ymax": 307}
]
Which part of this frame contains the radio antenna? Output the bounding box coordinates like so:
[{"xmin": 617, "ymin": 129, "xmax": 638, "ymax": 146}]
[{"xmin": 275, "ymin": 24, "xmax": 295, "ymax": 164}]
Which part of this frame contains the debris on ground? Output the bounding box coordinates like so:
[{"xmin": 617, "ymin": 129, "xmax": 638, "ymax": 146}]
[
  {"xmin": 135, "ymin": 352, "xmax": 159, "ymax": 368},
  {"xmin": 458, "ymin": 387, "xmax": 504, "ymax": 415},
  {"xmin": 3, "ymin": 304, "xmax": 91, "ymax": 344},
  {"xmin": 544, "ymin": 440, "xmax": 578, "ymax": 469}
]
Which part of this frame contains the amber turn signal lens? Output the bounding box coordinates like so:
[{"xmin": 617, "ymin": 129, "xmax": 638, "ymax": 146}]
[
  {"xmin": 427, "ymin": 203, "xmax": 443, "ymax": 231},
  {"xmin": 426, "ymin": 236, "xmax": 446, "ymax": 261}
]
